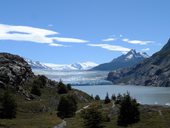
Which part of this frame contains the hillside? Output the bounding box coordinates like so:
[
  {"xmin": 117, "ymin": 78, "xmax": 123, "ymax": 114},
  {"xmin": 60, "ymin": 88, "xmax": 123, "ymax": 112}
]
[
  {"xmin": 0, "ymin": 53, "xmax": 93, "ymax": 128},
  {"xmin": 91, "ymin": 49, "xmax": 148, "ymax": 71},
  {"xmin": 107, "ymin": 39, "xmax": 170, "ymax": 87}
]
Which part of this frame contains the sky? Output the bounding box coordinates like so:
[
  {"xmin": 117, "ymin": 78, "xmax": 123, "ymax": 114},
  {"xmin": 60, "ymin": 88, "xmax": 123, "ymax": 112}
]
[{"xmin": 0, "ymin": 0, "xmax": 170, "ymax": 64}]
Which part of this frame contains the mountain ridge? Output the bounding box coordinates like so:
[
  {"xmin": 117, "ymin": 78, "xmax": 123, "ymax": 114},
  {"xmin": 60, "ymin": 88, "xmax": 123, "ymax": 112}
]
[
  {"xmin": 25, "ymin": 58, "xmax": 98, "ymax": 71},
  {"xmin": 91, "ymin": 49, "xmax": 149, "ymax": 71},
  {"xmin": 107, "ymin": 39, "xmax": 170, "ymax": 87}
]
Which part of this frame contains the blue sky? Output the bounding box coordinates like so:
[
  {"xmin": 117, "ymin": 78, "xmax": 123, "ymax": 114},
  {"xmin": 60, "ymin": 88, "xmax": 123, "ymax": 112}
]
[{"xmin": 0, "ymin": 0, "xmax": 170, "ymax": 64}]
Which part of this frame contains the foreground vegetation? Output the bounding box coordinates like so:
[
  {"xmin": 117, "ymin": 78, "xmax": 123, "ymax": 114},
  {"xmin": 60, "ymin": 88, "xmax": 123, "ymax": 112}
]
[
  {"xmin": 0, "ymin": 76, "xmax": 93, "ymax": 128},
  {"xmin": 0, "ymin": 76, "xmax": 170, "ymax": 128},
  {"xmin": 65, "ymin": 103, "xmax": 170, "ymax": 128}
]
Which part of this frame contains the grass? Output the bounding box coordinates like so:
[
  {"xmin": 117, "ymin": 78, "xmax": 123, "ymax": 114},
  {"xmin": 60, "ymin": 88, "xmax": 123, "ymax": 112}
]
[
  {"xmin": 65, "ymin": 104, "xmax": 170, "ymax": 128},
  {"xmin": 0, "ymin": 87, "xmax": 62, "ymax": 128},
  {"xmin": 0, "ymin": 112, "xmax": 61, "ymax": 128},
  {"xmin": 0, "ymin": 84, "xmax": 93, "ymax": 128},
  {"xmin": 2, "ymin": 86, "xmax": 170, "ymax": 128}
]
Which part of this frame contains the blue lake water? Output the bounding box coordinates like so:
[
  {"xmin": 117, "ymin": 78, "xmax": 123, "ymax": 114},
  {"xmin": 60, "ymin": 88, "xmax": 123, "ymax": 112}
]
[{"xmin": 34, "ymin": 70, "xmax": 170, "ymax": 105}]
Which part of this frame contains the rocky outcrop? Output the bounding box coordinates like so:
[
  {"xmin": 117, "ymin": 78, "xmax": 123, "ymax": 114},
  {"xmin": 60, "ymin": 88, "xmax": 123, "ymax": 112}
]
[
  {"xmin": 0, "ymin": 53, "xmax": 34, "ymax": 88},
  {"xmin": 107, "ymin": 39, "xmax": 170, "ymax": 87}
]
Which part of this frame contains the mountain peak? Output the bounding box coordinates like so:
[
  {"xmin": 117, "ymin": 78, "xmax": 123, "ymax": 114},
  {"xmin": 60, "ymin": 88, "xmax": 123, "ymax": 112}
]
[
  {"xmin": 92, "ymin": 49, "xmax": 148, "ymax": 71},
  {"xmin": 128, "ymin": 49, "xmax": 137, "ymax": 54},
  {"xmin": 107, "ymin": 38, "xmax": 170, "ymax": 87},
  {"xmin": 161, "ymin": 38, "xmax": 170, "ymax": 51},
  {"xmin": 125, "ymin": 49, "xmax": 149, "ymax": 60}
]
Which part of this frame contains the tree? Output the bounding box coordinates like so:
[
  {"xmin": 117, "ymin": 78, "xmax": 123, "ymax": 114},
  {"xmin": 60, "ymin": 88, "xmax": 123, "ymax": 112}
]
[
  {"xmin": 31, "ymin": 85, "xmax": 41, "ymax": 96},
  {"xmin": 37, "ymin": 75, "xmax": 47, "ymax": 88},
  {"xmin": 57, "ymin": 95, "xmax": 77, "ymax": 118},
  {"xmin": 0, "ymin": 91, "xmax": 17, "ymax": 119},
  {"xmin": 57, "ymin": 80, "xmax": 68, "ymax": 94},
  {"xmin": 115, "ymin": 93, "xmax": 123, "ymax": 104},
  {"xmin": 81, "ymin": 104, "xmax": 104, "ymax": 128},
  {"xmin": 95, "ymin": 95, "xmax": 100, "ymax": 101},
  {"xmin": 104, "ymin": 92, "xmax": 111, "ymax": 104},
  {"xmin": 32, "ymin": 75, "xmax": 47, "ymax": 88},
  {"xmin": 117, "ymin": 93, "xmax": 140, "ymax": 126},
  {"xmin": 111, "ymin": 94, "xmax": 116, "ymax": 101},
  {"xmin": 67, "ymin": 84, "xmax": 72, "ymax": 90}
]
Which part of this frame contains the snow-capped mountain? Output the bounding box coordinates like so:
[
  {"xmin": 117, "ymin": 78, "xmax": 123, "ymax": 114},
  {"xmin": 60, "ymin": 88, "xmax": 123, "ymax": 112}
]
[
  {"xmin": 25, "ymin": 58, "xmax": 51, "ymax": 69},
  {"xmin": 25, "ymin": 58, "xmax": 98, "ymax": 70},
  {"xmin": 124, "ymin": 49, "xmax": 149, "ymax": 61},
  {"xmin": 91, "ymin": 49, "xmax": 149, "ymax": 71},
  {"xmin": 44, "ymin": 62, "xmax": 98, "ymax": 70}
]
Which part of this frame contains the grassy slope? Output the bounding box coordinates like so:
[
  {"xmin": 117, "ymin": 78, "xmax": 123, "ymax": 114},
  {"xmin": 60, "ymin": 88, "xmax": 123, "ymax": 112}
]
[
  {"xmin": 65, "ymin": 102, "xmax": 170, "ymax": 128},
  {"xmin": 0, "ymin": 86, "xmax": 92, "ymax": 128},
  {"xmin": 1, "ymin": 87, "xmax": 170, "ymax": 128}
]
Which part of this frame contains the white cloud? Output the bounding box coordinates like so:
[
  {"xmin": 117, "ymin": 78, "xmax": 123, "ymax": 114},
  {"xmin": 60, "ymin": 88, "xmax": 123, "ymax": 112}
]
[
  {"xmin": 0, "ymin": 24, "xmax": 88, "ymax": 47},
  {"xmin": 141, "ymin": 48, "xmax": 150, "ymax": 51},
  {"xmin": 87, "ymin": 43, "xmax": 130, "ymax": 52},
  {"xmin": 53, "ymin": 37, "xmax": 88, "ymax": 43},
  {"xmin": 102, "ymin": 37, "xmax": 117, "ymax": 42},
  {"xmin": 122, "ymin": 38, "xmax": 154, "ymax": 45},
  {"xmin": 48, "ymin": 43, "xmax": 64, "ymax": 47}
]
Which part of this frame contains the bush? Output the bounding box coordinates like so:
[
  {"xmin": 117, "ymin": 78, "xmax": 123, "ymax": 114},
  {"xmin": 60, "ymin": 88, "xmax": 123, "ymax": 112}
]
[
  {"xmin": 117, "ymin": 93, "xmax": 140, "ymax": 126},
  {"xmin": 111, "ymin": 94, "xmax": 116, "ymax": 101},
  {"xmin": 81, "ymin": 104, "xmax": 104, "ymax": 128},
  {"xmin": 31, "ymin": 85, "xmax": 41, "ymax": 96},
  {"xmin": 104, "ymin": 93, "xmax": 111, "ymax": 104},
  {"xmin": 67, "ymin": 84, "xmax": 72, "ymax": 90},
  {"xmin": 115, "ymin": 93, "xmax": 123, "ymax": 104},
  {"xmin": 57, "ymin": 80, "xmax": 68, "ymax": 94},
  {"xmin": 95, "ymin": 95, "xmax": 100, "ymax": 101},
  {"xmin": 0, "ymin": 91, "xmax": 17, "ymax": 119},
  {"xmin": 33, "ymin": 75, "xmax": 47, "ymax": 88},
  {"xmin": 57, "ymin": 95, "xmax": 77, "ymax": 118}
]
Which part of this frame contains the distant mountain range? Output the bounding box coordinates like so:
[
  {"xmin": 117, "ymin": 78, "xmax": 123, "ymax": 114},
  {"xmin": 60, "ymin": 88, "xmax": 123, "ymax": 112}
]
[
  {"xmin": 107, "ymin": 38, "xmax": 170, "ymax": 87},
  {"xmin": 25, "ymin": 58, "xmax": 98, "ymax": 70},
  {"xmin": 91, "ymin": 49, "xmax": 149, "ymax": 71}
]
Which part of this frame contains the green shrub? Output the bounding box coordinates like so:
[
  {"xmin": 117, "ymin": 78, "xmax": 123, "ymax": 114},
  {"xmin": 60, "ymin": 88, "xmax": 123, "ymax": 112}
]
[
  {"xmin": 95, "ymin": 95, "xmax": 100, "ymax": 101},
  {"xmin": 0, "ymin": 91, "xmax": 17, "ymax": 119},
  {"xmin": 57, "ymin": 95, "xmax": 77, "ymax": 118},
  {"xmin": 81, "ymin": 104, "xmax": 104, "ymax": 128},
  {"xmin": 31, "ymin": 85, "xmax": 41, "ymax": 96},
  {"xmin": 67, "ymin": 84, "xmax": 72, "ymax": 90}
]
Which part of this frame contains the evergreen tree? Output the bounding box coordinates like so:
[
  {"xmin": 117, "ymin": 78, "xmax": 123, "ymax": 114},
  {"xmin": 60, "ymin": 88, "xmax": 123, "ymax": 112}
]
[
  {"xmin": 57, "ymin": 95, "xmax": 77, "ymax": 118},
  {"xmin": 111, "ymin": 94, "xmax": 116, "ymax": 101},
  {"xmin": 104, "ymin": 92, "xmax": 111, "ymax": 104},
  {"xmin": 115, "ymin": 93, "xmax": 123, "ymax": 104},
  {"xmin": 81, "ymin": 104, "xmax": 104, "ymax": 128},
  {"xmin": 67, "ymin": 84, "xmax": 72, "ymax": 90},
  {"xmin": 95, "ymin": 95, "xmax": 100, "ymax": 101},
  {"xmin": 117, "ymin": 93, "xmax": 140, "ymax": 126},
  {"xmin": 57, "ymin": 80, "xmax": 68, "ymax": 94},
  {"xmin": 31, "ymin": 85, "xmax": 41, "ymax": 96},
  {"xmin": 0, "ymin": 91, "xmax": 17, "ymax": 119}
]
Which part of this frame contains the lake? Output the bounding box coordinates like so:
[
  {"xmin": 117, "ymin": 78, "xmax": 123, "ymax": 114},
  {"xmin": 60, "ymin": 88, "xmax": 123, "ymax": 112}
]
[{"xmin": 34, "ymin": 69, "xmax": 170, "ymax": 105}]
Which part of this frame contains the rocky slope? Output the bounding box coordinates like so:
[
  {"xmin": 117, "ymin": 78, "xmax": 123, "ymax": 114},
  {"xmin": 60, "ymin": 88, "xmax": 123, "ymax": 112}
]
[
  {"xmin": 107, "ymin": 39, "xmax": 170, "ymax": 87},
  {"xmin": 0, "ymin": 52, "xmax": 93, "ymax": 102},
  {"xmin": 91, "ymin": 49, "xmax": 148, "ymax": 71},
  {"xmin": 0, "ymin": 53, "xmax": 34, "ymax": 88}
]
